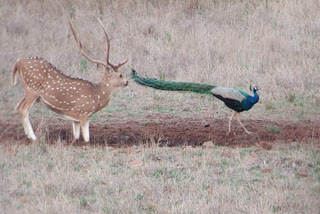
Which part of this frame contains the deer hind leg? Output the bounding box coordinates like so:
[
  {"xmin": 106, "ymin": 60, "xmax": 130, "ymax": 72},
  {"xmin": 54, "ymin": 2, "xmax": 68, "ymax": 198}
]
[
  {"xmin": 72, "ymin": 121, "xmax": 81, "ymax": 140},
  {"xmin": 17, "ymin": 92, "xmax": 39, "ymax": 141},
  {"xmin": 80, "ymin": 119, "xmax": 90, "ymax": 142}
]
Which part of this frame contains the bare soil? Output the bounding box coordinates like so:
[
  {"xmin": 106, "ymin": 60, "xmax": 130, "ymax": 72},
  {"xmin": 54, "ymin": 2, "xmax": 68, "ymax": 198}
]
[{"xmin": 1, "ymin": 115, "xmax": 319, "ymax": 148}]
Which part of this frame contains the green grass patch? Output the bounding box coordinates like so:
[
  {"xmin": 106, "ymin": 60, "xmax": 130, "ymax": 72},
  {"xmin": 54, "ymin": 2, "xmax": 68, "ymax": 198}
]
[
  {"xmin": 267, "ymin": 125, "xmax": 281, "ymax": 134},
  {"xmin": 80, "ymin": 59, "xmax": 88, "ymax": 73}
]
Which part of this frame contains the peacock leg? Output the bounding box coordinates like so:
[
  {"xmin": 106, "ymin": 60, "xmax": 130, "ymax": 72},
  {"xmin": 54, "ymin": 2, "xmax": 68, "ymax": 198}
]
[
  {"xmin": 228, "ymin": 111, "xmax": 237, "ymax": 134},
  {"xmin": 236, "ymin": 113, "xmax": 252, "ymax": 134}
]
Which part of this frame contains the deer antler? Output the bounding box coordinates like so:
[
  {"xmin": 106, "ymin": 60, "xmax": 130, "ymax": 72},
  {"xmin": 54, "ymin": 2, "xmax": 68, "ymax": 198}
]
[
  {"xmin": 97, "ymin": 18, "xmax": 127, "ymax": 71},
  {"xmin": 69, "ymin": 18, "xmax": 109, "ymax": 68}
]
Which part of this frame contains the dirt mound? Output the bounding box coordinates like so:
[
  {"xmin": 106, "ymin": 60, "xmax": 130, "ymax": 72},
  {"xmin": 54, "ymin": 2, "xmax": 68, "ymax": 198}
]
[{"xmin": 1, "ymin": 116, "xmax": 319, "ymax": 148}]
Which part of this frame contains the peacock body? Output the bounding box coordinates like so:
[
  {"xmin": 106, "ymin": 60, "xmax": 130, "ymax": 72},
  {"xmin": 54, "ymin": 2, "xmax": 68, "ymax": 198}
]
[
  {"xmin": 211, "ymin": 87, "xmax": 259, "ymax": 112},
  {"xmin": 131, "ymin": 70, "xmax": 260, "ymax": 134}
]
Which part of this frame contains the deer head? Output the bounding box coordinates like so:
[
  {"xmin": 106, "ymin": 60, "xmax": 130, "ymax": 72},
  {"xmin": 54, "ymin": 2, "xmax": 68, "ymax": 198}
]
[{"xmin": 69, "ymin": 18, "xmax": 128, "ymax": 87}]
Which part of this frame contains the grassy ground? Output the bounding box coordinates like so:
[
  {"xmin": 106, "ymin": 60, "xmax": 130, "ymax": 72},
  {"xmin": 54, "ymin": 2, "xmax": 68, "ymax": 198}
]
[{"xmin": 0, "ymin": 142, "xmax": 319, "ymax": 214}]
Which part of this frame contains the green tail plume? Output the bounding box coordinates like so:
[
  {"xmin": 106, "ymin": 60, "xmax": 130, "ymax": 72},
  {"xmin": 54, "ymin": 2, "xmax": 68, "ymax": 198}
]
[{"xmin": 131, "ymin": 70, "xmax": 215, "ymax": 95}]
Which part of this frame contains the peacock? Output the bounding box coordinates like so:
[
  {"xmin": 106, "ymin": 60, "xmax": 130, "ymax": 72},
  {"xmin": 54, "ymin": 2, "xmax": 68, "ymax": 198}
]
[{"xmin": 131, "ymin": 70, "xmax": 260, "ymax": 134}]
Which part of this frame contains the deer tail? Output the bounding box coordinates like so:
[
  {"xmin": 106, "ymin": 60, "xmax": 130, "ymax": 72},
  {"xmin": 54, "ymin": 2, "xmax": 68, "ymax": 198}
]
[{"xmin": 12, "ymin": 60, "xmax": 19, "ymax": 86}]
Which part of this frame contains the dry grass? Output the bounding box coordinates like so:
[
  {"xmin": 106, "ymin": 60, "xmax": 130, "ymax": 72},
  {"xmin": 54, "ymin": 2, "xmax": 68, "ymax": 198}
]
[
  {"xmin": 0, "ymin": 1, "xmax": 320, "ymax": 213},
  {"xmin": 0, "ymin": 143, "xmax": 319, "ymax": 214}
]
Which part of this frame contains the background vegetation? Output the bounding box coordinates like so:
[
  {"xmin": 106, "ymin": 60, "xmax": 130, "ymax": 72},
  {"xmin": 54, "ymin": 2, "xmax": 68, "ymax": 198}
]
[{"xmin": 0, "ymin": 0, "xmax": 319, "ymax": 121}]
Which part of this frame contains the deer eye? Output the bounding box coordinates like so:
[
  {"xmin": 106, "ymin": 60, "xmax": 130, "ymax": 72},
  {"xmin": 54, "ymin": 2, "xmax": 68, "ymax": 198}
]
[{"xmin": 120, "ymin": 74, "xmax": 123, "ymax": 78}]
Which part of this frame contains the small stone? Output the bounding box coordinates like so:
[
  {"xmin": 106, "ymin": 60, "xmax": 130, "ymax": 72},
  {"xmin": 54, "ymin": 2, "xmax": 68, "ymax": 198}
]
[
  {"xmin": 129, "ymin": 160, "xmax": 144, "ymax": 168},
  {"xmin": 262, "ymin": 168, "xmax": 272, "ymax": 173},
  {"xmin": 290, "ymin": 141, "xmax": 300, "ymax": 149},
  {"xmin": 261, "ymin": 142, "xmax": 272, "ymax": 150},
  {"xmin": 203, "ymin": 141, "xmax": 214, "ymax": 148}
]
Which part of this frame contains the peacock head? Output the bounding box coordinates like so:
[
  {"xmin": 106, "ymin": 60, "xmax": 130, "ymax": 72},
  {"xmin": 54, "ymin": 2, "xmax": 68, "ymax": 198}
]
[{"xmin": 249, "ymin": 85, "xmax": 260, "ymax": 92}]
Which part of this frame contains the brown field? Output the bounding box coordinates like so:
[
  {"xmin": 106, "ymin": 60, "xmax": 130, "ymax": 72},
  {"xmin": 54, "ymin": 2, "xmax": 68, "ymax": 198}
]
[
  {"xmin": 1, "ymin": 116, "xmax": 320, "ymax": 148},
  {"xmin": 0, "ymin": 0, "xmax": 320, "ymax": 213}
]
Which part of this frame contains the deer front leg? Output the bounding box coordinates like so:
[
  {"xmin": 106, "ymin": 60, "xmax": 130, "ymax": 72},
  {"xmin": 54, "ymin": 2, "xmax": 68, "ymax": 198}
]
[
  {"xmin": 80, "ymin": 119, "xmax": 90, "ymax": 142},
  {"xmin": 72, "ymin": 121, "xmax": 81, "ymax": 140}
]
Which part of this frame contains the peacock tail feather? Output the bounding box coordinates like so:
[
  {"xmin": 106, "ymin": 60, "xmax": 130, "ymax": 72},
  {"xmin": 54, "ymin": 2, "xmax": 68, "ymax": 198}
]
[{"xmin": 131, "ymin": 70, "xmax": 215, "ymax": 95}]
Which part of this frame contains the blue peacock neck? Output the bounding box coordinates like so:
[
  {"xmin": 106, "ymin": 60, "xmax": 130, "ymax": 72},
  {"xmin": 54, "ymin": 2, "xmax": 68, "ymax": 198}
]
[
  {"xmin": 244, "ymin": 89, "xmax": 259, "ymax": 106},
  {"xmin": 250, "ymin": 90, "xmax": 259, "ymax": 104}
]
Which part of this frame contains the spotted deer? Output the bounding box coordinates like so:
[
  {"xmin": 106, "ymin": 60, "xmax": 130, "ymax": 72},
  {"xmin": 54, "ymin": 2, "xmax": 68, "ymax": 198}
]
[{"xmin": 12, "ymin": 19, "xmax": 128, "ymax": 142}]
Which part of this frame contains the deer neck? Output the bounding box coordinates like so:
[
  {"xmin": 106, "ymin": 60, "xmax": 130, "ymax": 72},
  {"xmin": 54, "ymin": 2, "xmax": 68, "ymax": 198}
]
[{"xmin": 94, "ymin": 78, "xmax": 115, "ymax": 109}]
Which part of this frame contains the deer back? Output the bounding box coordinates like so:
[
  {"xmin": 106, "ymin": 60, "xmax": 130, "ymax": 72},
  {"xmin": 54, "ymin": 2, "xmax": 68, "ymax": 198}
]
[{"xmin": 16, "ymin": 57, "xmax": 110, "ymax": 118}]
